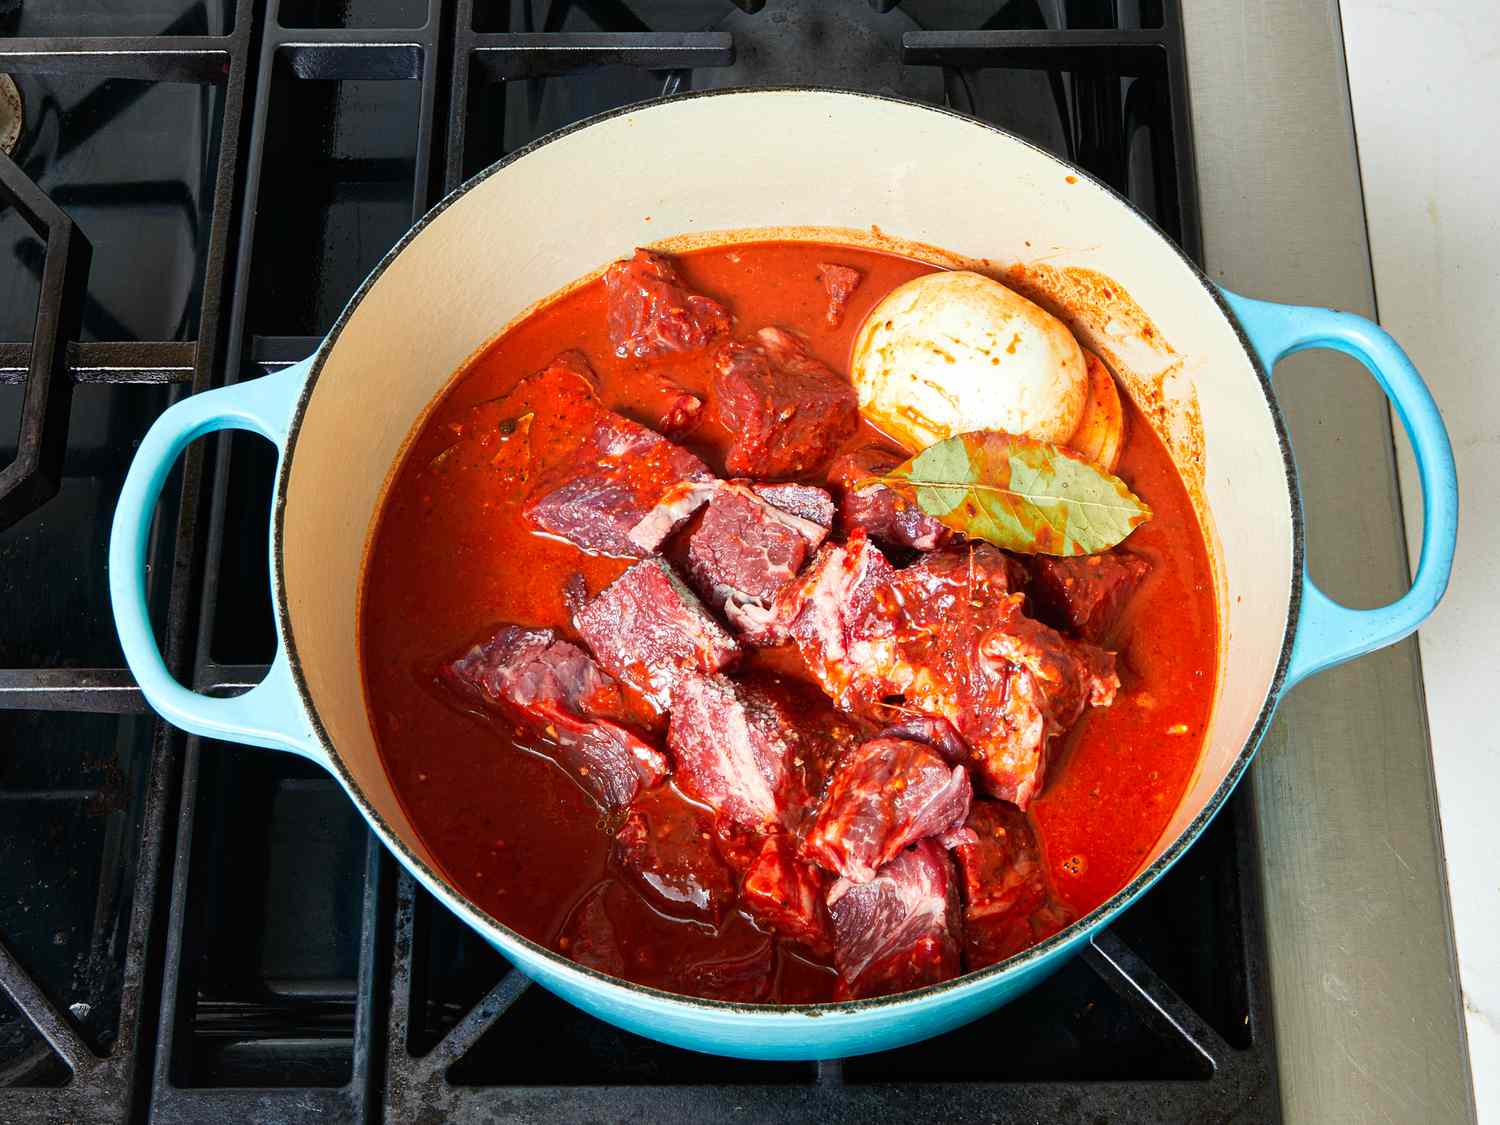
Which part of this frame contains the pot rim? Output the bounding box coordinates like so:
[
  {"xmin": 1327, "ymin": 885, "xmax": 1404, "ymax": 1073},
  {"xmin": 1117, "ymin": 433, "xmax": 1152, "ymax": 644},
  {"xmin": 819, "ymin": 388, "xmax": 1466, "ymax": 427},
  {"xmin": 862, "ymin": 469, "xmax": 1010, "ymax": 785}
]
[{"xmin": 271, "ymin": 86, "xmax": 1303, "ymax": 1017}]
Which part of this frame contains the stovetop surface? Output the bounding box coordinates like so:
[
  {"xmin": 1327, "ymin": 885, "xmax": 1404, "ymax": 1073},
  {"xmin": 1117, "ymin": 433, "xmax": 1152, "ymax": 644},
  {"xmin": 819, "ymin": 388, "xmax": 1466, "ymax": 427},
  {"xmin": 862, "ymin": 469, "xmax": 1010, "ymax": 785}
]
[{"xmin": 0, "ymin": 2, "xmax": 1276, "ymax": 1122}]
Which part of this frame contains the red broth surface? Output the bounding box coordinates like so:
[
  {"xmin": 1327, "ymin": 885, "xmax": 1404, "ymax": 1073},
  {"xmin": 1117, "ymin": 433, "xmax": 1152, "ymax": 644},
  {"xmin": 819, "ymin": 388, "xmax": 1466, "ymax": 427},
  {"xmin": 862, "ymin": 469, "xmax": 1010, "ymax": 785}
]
[{"xmin": 361, "ymin": 241, "xmax": 1218, "ymax": 1002}]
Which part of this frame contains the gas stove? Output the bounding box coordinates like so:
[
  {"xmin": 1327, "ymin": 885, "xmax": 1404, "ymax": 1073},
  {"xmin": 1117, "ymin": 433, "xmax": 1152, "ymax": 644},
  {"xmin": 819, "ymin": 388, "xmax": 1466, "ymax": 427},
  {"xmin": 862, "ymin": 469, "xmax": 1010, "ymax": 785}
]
[{"xmin": 0, "ymin": 2, "xmax": 1300, "ymax": 1121}]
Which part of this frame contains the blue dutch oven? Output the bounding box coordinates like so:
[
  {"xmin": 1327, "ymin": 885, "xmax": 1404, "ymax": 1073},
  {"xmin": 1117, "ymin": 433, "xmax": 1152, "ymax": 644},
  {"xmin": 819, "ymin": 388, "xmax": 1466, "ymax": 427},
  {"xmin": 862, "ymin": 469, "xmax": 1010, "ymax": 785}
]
[{"xmin": 108, "ymin": 90, "xmax": 1456, "ymax": 1059}]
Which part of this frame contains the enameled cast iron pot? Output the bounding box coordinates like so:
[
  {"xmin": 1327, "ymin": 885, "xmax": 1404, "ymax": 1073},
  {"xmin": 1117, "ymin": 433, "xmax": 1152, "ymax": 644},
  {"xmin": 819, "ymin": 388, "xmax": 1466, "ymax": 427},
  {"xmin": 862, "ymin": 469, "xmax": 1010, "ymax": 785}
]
[{"xmin": 108, "ymin": 90, "xmax": 1458, "ymax": 1060}]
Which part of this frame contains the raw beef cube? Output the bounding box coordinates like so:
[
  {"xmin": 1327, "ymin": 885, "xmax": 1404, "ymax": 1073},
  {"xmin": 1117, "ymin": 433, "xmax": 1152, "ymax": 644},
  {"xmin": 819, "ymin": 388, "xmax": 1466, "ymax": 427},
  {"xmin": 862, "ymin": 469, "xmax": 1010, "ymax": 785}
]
[
  {"xmin": 804, "ymin": 738, "xmax": 973, "ymax": 884},
  {"xmin": 830, "ymin": 445, "xmax": 953, "ymax": 551},
  {"xmin": 834, "ymin": 545, "xmax": 1118, "ymax": 808},
  {"xmin": 667, "ymin": 673, "xmax": 800, "ymax": 833},
  {"xmin": 740, "ymin": 834, "xmax": 833, "ymax": 952},
  {"xmin": 752, "ymin": 481, "xmax": 835, "ymax": 531},
  {"xmin": 953, "ymin": 800, "xmax": 1074, "ymax": 968},
  {"xmin": 827, "ymin": 839, "xmax": 962, "ymax": 1000},
  {"xmin": 575, "ymin": 558, "xmax": 739, "ymax": 709},
  {"xmin": 685, "ymin": 483, "xmax": 828, "ymax": 621},
  {"xmin": 556, "ymin": 882, "xmax": 626, "ymax": 976},
  {"xmin": 613, "ymin": 787, "xmax": 737, "ymax": 925},
  {"xmin": 761, "ymin": 529, "xmax": 895, "ymax": 688},
  {"xmin": 605, "ymin": 248, "xmax": 732, "ymax": 360},
  {"xmin": 523, "ymin": 407, "xmax": 714, "ymax": 558},
  {"xmin": 1027, "ymin": 550, "xmax": 1151, "ymax": 642},
  {"xmin": 712, "ymin": 327, "xmax": 859, "ymax": 478},
  {"xmin": 443, "ymin": 625, "xmax": 667, "ymax": 812},
  {"xmin": 817, "ymin": 262, "xmax": 863, "ymax": 327}
]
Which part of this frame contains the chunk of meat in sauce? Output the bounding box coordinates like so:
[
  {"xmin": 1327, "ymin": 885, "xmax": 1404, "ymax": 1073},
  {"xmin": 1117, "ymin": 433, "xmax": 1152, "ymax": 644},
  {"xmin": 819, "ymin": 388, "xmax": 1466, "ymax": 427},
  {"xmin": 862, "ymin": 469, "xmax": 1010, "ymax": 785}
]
[
  {"xmin": 752, "ymin": 481, "xmax": 835, "ymax": 529},
  {"xmin": 612, "ymin": 786, "xmax": 737, "ymax": 925},
  {"xmin": 855, "ymin": 546, "xmax": 1116, "ymax": 808},
  {"xmin": 685, "ymin": 482, "xmax": 829, "ymax": 624},
  {"xmin": 782, "ymin": 542, "xmax": 1116, "ymax": 808},
  {"xmin": 1026, "ymin": 550, "xmax": 1151, "ymax": 643},
  {"xmin": 740, "ymin": 834, "xmax": 833, "ymax": 953},
  {"xmin": 667, "ymin": 672, "xmax": 801, "ymax": 834},
  {"xmin": 830, "ymin": 445, "xmax": 953, "ymax": 552},
  {"xmin": 752, "ymin": 528, "xmax": 894, "ymax": 655},
  {"xmin": 804, "ymin": 737, "xmax": 973, "ymax": 885},
  {"xmin": 827, "ymin": 839, "xmax": 962, "ymax": 1000},
  {"xmin": 523, "ymin": 399, "xmax": 714, "ymax": 559},
  {"xmin": 604, "ymin": 248, "xmax": 732, "ymax": 360},
  {"xmin": 953, "ymin": 800, "xmax": 1074, "ymax": 969},
  {"xmin": 817, "ymin": 262, "xmax": 863, "ymax": 327},
  {"xmin": 442, "ymin": 625, "xmax": 667, "ymax": 812},
  {"xmin": 712, "ymin": 327, "xmax": 859, "ymax": 479},
  {"xmin": 574, "ymin": 558, "xmax": 739, "ymax": 710}
]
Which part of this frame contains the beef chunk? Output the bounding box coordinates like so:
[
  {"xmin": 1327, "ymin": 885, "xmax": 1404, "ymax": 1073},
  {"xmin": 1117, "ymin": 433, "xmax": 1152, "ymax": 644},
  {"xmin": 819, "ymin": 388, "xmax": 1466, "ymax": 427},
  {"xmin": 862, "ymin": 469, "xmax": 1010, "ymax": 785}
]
[
  {"xmin": 613, "ymin": 787, "xmax": 737, "ymax": 925},
  {"xmin": 575, "ymin": 558, "xmax": 739, "ymax": 710},
  {"xmin": 830, "ymin": 445, "xmax": 953, "ymax": 551},
  {"xmin": 443, "ymin": 625, "xmax": 667, "ymax": 812},
  {"xmin": 556, "ymin": 882, "xmax": 626, "ymax": 976},
  {"xmin": 626, "ymin": 480, "xmax": 718, "ymax": 555},
  {"xmin": 713, "ymin": 327, "xmax": 859, "ymax": 478},
  {"xmin": 740, "ymin": 834, "xmax": 833, "ymax": 952},
  {"xmin": 1027, "ymin": 550, "xmax": 1151, "ymax": 642},
  {"xmin": 752, "ymin": 482, "xmax": 835, "ymax": 530},
  {"xmin": 954, "ymin": 801, "xmax": 1074, "ymax": 968},
  {"xmin": 667, "ymin": 673, "xmax": 801, "ymax": 833},
  {"xmin": 793, "ymin": 543, "xmax": 1117, "ymax": 809},
  {"xmin": 817, "ymin": 262, "xmax": 863, "ymax": 327},
  {"xmin": 685, "ymin": 483, "xmax": 829, "ymax": 625},
  {"xmin": 804, "ymin": 738, "xmax": 972, "ymax": 884},
  {"xmin": 756, "ymin": 528, "xmax": 895, "ymax": 679},
  {"xmin": 604, "ymin": 248, "xmax": 732, "ymax": 360},
  {"xmin": 827, "ymin": 839, "xmax": 962, "ymax": 999},
  {"xmin": 523, "ymin": 402, "xmax": 714, "ymax": 558}
]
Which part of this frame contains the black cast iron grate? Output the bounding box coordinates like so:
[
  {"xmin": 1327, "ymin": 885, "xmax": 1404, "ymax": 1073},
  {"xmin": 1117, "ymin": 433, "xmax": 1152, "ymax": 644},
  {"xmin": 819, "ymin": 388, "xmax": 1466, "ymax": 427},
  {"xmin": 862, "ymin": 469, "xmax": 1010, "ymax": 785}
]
[{"xmin": 0, "ymin": 2, "xmax": 1272, "ymax": 1122}]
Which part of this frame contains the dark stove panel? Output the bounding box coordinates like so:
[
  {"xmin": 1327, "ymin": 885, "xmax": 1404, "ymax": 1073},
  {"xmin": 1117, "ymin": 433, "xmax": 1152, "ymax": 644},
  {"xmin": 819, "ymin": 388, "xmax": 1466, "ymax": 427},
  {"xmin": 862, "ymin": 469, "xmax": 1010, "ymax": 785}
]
[{"xmin": 0, "ymin": 2, "xmax": 1271, "ymax": 1122}]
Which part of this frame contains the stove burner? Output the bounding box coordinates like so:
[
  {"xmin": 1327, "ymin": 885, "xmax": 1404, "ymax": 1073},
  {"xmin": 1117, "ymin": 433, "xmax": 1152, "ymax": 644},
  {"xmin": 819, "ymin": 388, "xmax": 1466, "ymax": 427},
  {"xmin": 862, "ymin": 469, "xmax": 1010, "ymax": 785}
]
[
  {"xmin": 698, "ymin": 0, "xmax": 945, "ymax": 102},
  {"xmin": 0, "ymin": 75, "xmax": 20, "ymax": 157}
]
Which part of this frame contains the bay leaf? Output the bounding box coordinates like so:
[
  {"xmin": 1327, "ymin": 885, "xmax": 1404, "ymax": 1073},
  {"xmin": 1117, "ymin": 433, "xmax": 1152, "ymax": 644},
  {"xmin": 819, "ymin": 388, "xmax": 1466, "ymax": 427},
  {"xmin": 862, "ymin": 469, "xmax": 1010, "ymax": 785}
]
[{"xmin": 872, "ymin": 430, "xmax": 1151, "ymax": 556}]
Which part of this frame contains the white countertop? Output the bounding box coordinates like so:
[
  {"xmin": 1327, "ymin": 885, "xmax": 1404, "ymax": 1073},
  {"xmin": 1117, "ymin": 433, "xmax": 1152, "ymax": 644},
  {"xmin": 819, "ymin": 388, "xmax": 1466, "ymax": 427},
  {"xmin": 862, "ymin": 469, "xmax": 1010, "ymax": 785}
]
[{"xmin": 1341, "ymin": 1, "xmax": 1498, "ymax": 1118}]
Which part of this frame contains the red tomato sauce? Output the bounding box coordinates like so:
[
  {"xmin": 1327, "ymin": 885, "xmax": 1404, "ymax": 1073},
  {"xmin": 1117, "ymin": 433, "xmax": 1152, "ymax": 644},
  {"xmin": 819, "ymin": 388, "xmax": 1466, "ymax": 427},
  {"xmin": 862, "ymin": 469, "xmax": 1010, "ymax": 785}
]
[{"xmin": 360, "ymin": 241, "xmax": 1218, "ymax": 1001}]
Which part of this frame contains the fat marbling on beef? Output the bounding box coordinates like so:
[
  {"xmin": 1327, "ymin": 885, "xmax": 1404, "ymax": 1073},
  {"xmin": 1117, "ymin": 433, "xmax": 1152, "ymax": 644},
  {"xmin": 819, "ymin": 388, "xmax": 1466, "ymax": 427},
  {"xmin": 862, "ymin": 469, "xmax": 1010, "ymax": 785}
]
[
  {"xmin": 604, "ymin": 248, "xmax": 731, "ymax": 360},
  {"xmin": 574, "ymin": 557, "xmax": 739, "ymax": 710},
  {"xmin": 712, "ymin": 326, "xmax": 859, "ymax": 478},
  {"xmin": 443, "ymin": 625, "xmax": 667, "ymax": 812},
  {"xmin": 803, "ymin": 737, "xmax": 973, "ymax": 884},
  {"xmin": 522, "ymin": 370, "xmax": 715, "ymax": 558},
  {"xmin": 776, "ymin": 540, "xmax": 1117, "ymax": 809},
  {"xmin": 666, "ymin": 672, "xmax": 803, "ymax": 834},
  {"xmin": 827, "ymin": 839, "xmax": 963, "ymax": 1000},
  {"xmin": 685, "ymin": 481, "xmax": 831, "ymax": 628}
]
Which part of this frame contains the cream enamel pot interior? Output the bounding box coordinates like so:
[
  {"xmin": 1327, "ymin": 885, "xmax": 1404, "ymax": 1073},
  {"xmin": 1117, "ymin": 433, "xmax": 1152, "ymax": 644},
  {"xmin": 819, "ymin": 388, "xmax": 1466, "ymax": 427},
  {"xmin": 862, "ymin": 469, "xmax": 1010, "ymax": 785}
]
[{"xmin": 108, "ymin": 89, "xmax": 1457, "ymax": 1060}]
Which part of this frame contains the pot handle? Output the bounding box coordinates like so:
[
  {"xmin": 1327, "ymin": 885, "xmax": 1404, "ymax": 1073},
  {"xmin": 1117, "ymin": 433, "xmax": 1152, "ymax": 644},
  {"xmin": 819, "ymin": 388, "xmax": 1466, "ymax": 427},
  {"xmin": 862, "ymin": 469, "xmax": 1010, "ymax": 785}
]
[
  {"xmin": 1219, "ymin": 289, "xmax": 1458, "ymax": 691},
  {"xmin": 109, "ymin": 359, "xmax": 326, "ymax": 764}
]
